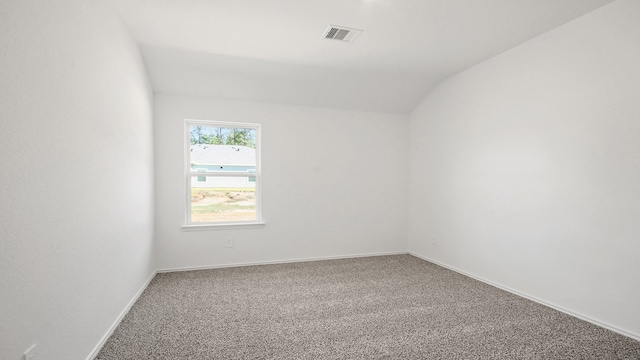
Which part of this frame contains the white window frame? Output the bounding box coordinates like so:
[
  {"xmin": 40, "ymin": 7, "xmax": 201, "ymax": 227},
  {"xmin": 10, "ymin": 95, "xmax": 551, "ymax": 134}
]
[{"xmin": 182, "ymin": 119, "xmax": 264, "ymax": 230}]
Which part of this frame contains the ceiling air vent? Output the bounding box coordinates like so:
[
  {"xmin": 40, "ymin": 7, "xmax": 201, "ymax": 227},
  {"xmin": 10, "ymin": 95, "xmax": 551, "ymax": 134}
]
[{"xmin": 323, "ymin": 25, "xmax": 363, "ymax": 43}]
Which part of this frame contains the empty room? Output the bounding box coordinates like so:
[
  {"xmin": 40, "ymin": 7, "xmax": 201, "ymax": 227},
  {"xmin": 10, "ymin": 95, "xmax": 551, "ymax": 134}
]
[{"xmin": 2, "ymin": 0, "xmax": 640, "ymax": 359}]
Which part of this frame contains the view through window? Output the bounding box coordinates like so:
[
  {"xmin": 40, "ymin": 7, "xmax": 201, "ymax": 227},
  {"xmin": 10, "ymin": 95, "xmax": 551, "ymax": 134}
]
[{"xmin": 185, "ymin": 120, "xmax": 261, "ymax": 225}]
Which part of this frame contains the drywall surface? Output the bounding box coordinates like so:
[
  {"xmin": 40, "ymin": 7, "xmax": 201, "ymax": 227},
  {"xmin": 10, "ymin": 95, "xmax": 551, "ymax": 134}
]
[
  {"xmin": 409, "ymin": 0, "xmax": 640, "ymax": 338},
  {"xmin": 154, "ymin": 95, "xmax": 408, "ymax": 269},
  {"xmin": 0, "ymin": 1, "xmax": 155, "ymax": 359}
]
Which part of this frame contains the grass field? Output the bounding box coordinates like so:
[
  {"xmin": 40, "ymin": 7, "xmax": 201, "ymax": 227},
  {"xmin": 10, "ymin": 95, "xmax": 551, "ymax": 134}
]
[{"xmin": 190, "ymin": 187, "xmax": 256, "ymax": 222}]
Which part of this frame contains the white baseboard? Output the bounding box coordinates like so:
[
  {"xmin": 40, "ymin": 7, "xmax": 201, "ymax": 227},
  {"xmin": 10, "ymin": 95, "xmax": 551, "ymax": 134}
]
[
  {"xmin": 408, "ymin": 251, "xmax": 640, "ymax": 342},
  {"xmin": 157, "ymin": 251, "xmax": 408, "ymax": 273},
  {"xmin": 86, "ymin": 270, "xmax": 157, "ymax": 360}
]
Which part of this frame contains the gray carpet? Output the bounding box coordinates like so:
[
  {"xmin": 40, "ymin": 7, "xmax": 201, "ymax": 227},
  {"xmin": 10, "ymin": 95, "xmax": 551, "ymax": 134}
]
[{"xmin": 96, "ymin": 255, "xmax": 640, "ymax": 359}]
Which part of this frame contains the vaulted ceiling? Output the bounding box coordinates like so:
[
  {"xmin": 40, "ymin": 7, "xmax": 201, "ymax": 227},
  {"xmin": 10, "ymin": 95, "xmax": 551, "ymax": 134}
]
[{"xmin": 106, "ymin": 0, "xmax": 614, "ymax": 114}]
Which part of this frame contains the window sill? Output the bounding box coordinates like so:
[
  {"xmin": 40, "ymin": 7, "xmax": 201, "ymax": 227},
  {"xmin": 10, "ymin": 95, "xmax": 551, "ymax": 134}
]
[{"xmin": 181, "ymin": 222, "xmax": 266, "ymax": 231}]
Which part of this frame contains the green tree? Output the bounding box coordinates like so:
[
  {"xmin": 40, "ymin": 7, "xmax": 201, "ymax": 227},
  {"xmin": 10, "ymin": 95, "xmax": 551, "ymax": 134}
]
[
  {"xmin": 192, "ymin": 126, "xmax": 255, "ymax": 148},
  {"xmin": 208, "ymin": 128, "xmax": 224, "ymax": 145},
  {"xmin": 225, "ymin": 128, "xmax": 255, "ymax": 148},
  {"xmin": 190, "ymin": 126, "xmax": 205, "ymax": 145}
]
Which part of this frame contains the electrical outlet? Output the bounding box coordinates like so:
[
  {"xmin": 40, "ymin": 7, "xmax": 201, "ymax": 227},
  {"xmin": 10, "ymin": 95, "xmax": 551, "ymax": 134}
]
[
  {"xmin": 431, "ymin": 234, "xmax": 437, "ymax": 245},
  {"xmin": 225, "ymin": 238, "xmax": 233, "ymax": 248},
  {"xmin": 24, "ymin": 344, "xmax": 36, "ymax": 360}
]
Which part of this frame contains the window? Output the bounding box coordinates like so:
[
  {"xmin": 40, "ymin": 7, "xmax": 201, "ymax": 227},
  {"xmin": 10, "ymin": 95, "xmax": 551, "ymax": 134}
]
[
  {"xmin": 196, "ymin": 168, "xmax": 206, "ymax": 182},
  {"xmin": 184, "ymin": 120, "xmax": 262, "ymax": 228}
]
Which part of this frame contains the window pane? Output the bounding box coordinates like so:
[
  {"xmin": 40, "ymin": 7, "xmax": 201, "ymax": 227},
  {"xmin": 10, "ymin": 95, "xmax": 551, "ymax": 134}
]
[
  {"xmin": 189, "ymin": 125, "xmax": 256, "ymax": 173},
  {"xmin": 190, "ymin": 176, "xmax": 257, "ymax": 223}
]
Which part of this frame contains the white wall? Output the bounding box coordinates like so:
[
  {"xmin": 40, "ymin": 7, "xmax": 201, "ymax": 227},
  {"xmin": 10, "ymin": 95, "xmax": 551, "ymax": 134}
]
[
  {"xmin": 0, "ymin": 1, "xmax": 155, "ymax": 359},
  {"xmin": 409, "ymin": 0, "xmax": 640, "ymax": 339},
  {"xmin": 155, "ymin": 94, "xmax": 408, "ymax": 270}
]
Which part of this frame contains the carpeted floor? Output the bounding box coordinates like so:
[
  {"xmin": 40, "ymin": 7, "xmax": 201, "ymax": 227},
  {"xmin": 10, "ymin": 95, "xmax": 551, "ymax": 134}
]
[{"xmin": 96, "ymin": 255, "xmax": 640, "ymax": 359}]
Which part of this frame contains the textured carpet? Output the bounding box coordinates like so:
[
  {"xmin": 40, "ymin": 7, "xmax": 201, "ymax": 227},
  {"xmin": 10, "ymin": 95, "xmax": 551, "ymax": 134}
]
[{"xmin": 96, "ymin": 255, "xmax": 640, "ymax": 359}]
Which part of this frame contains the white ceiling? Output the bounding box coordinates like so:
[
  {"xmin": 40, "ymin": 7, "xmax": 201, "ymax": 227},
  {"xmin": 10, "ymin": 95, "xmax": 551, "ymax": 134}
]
[{"xmin": 106, "ymin": 0, "xmax": 614, "ymax": 114}]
